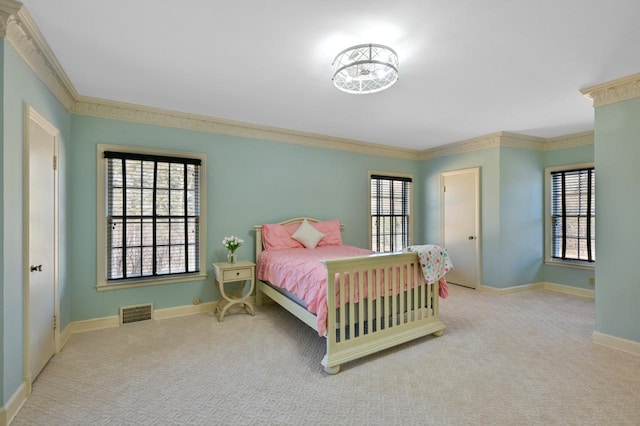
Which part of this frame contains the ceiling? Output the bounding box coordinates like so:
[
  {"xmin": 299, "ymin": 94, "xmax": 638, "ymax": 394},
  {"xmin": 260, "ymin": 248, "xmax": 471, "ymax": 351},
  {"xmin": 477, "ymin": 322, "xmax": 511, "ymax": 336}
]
[{"xmin": 18, "ymin": 0, "xmax": 640, "ymax": 151}]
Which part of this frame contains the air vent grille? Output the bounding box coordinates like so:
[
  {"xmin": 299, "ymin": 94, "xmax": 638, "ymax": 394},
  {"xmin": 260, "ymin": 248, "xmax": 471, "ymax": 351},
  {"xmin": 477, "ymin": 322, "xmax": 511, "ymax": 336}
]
[{"xmin": 120, "ymin": 303, "xmax": 153, "ymax": 325}]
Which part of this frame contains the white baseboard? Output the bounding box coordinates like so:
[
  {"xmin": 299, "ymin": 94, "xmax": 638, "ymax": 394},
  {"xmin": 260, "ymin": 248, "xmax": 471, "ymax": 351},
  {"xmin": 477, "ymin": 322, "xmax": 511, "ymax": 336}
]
[
  {"xmin": 479, "ymin": 282, "xmax": 594, "ymax": 299},
  {"xmin": 479, "ymin": 282, "xmax": 544, "ymax": 294},
  {"xmin": 0, "ymin": 380, "xmax": 28, "ymax": 426},
  {"xmin": 154, "ymin": 301, "xmax": 218, "ymax": 320},
  {"xmin": 543, "ymin": 282, "xmax": 595, "ymax": 299},
  {"xmin": 58, "ymin": 297, "xmax": 263, "ymax": 343},
  {"xmin": 592, "ymin": 331, "xmax": 640, "ymax": 356}
]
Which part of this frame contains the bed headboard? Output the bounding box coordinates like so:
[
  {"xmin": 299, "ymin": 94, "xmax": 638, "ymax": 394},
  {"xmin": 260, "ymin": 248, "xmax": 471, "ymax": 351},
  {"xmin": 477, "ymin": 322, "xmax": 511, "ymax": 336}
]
[{"xmin": 254, "ymin": 217, "xmax": 344, "ymax": 260}]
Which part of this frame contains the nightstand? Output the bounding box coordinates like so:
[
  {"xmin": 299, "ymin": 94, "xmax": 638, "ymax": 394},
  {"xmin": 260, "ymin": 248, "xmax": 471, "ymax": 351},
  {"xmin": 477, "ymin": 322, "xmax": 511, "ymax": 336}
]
[{"xmin": 212, "ymin": 261, "xmax": 256, "ymax": 322}]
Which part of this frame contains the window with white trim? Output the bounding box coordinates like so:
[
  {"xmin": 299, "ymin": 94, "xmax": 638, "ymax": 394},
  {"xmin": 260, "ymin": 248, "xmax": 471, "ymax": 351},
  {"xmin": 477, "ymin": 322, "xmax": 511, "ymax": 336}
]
[
  {"xmin": 369, "ymin": 173, "xmax": 413, "ymax": 253},
  {"xmin": 545, "ymin": 163, "xmax": 595, "ymax": 266},
  {"xmin": 97, "ymin": 145, "xmax": 206, "ymax": 289}
]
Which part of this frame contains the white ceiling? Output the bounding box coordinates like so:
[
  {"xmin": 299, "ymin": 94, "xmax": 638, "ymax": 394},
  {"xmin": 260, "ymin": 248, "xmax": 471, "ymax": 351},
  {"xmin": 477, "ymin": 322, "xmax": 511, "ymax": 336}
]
[{"xmin": 19, "ymin": 0, "xmax": 640, "ymax": 150}]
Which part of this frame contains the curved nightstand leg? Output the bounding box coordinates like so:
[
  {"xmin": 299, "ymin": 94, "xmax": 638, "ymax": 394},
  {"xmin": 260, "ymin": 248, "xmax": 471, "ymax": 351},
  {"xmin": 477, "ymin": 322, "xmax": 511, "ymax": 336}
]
[
  {"xmin": 243, "ymin": 302, "xmax": 255, "ymax": 316},
  {"xmin": 432, "ymin": 330, "xmax": 444, "ymax": 337}
]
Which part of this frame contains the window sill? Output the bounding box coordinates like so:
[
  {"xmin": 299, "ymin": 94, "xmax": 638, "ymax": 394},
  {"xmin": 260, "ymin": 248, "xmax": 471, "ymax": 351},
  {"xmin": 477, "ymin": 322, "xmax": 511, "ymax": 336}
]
[
  {"xmin": 544, "ymin": 259, "xmax": 595, "ymax": 271},
  {"xmin": 96, "ymin": 272, "xmax": 208, "ymax": 291}
]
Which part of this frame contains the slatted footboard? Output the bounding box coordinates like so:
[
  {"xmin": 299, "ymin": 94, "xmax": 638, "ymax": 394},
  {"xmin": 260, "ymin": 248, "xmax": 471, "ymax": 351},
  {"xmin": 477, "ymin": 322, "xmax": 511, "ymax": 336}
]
[{"xmin": 321, "ymin": 252, "xmax": 445, "ymax": 374}]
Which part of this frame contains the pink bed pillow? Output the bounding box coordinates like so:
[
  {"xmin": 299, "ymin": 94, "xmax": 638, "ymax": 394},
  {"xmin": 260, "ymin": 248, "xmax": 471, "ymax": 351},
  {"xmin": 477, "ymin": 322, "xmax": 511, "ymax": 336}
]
[
  {"xmin": 262, "ymin": 223, "xmax": 304, "ymax": 250},
  {"xmin": 314, "ymin": 219, "xmax": 343, "ymax": 246},
  {"xmin": 262, "ymin": 219, "xmax": 343, "ymax": 250}
]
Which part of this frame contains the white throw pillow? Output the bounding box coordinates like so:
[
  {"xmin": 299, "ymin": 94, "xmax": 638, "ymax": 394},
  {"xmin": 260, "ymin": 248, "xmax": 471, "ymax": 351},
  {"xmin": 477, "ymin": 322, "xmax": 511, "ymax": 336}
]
[{"xmin": 291, "ymin": 219, "xmax": 325, "ymax": 249}]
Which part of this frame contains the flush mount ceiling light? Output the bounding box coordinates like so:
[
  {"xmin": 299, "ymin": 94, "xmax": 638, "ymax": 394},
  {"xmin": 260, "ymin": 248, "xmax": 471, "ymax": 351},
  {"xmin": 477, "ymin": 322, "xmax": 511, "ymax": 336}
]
[{"xmin": 332, "ymin": 43, "xmax": 399, "ymax": 94}]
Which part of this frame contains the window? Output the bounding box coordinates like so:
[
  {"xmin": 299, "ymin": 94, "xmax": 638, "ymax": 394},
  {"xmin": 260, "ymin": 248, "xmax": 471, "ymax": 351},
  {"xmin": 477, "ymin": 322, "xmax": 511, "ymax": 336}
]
[
  {"xmin": 97, "ymin": 145, "xmax": 207, "ymax": 289},
  {"xmin": 369, "ymin": 173, "xmax": 413, "ymax": 252},
  {"xmin": 545, "ymin": 163, "xmax": 595, "ymax": 267}
]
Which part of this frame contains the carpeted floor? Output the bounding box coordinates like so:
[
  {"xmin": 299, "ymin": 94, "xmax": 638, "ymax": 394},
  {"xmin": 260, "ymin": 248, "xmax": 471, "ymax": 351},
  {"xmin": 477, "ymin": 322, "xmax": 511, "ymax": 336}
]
[{"xmin": 11, "ymin": 285, "xmax": 640, "ymax": 425}]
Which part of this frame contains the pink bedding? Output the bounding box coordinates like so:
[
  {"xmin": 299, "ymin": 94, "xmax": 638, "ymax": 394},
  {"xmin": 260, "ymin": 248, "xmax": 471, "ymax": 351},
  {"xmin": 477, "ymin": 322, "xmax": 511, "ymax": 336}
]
[{"xmin": 257, "ymin": 245, "xmax": 448, "ymax": 336}]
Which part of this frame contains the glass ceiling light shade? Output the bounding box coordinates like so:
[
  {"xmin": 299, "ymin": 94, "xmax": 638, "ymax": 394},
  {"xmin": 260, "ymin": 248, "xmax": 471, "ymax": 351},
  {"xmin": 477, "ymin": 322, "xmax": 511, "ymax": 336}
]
[{"xmin": 332, "ymin": 43, "xmax": 399, "ymax": 94}]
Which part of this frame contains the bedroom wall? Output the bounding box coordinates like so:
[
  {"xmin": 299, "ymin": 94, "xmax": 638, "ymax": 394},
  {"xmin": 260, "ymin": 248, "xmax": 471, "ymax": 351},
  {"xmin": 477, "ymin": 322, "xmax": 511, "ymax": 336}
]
[
  {"xmin": 594, "ymin": 96, "xmax": 640, "ymax": 344},
  {"xmin": 497, "ymin": 146, "xmax": 544, "ymax": 287},
  {"xmin": 1, "ymin": 40, "xmax": 72, "ymax": 409},
  {"xmin": 68, "ymin": 114, "xmax": 421, "ymax": 322}
]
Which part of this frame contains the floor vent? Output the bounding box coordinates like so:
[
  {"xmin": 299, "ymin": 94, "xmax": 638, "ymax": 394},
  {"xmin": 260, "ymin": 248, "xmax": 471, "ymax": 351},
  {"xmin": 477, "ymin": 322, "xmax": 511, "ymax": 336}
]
[{"xmin": 120, "ymin": 303, "xmax": 153, "ymax": 325}]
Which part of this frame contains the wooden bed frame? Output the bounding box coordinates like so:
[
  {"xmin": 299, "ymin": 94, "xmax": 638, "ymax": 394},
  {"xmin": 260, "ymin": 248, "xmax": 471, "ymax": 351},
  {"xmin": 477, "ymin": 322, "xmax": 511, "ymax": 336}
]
[{"xmin": 254, "ymin": 217, "xmax": 445, "ymax": 374}]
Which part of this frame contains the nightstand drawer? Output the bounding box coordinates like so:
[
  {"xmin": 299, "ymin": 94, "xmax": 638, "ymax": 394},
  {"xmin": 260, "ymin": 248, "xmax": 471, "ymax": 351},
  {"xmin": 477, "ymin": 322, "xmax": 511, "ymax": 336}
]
[{"xmin": 223, "ymin": 268, "xmax": 252, "ymax": 281}]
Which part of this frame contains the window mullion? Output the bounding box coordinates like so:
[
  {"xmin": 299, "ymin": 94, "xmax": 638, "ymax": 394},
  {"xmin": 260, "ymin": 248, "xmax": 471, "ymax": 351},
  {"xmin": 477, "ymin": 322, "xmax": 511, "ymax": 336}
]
[
  {"xmin": 586, "ymin": 170, "xmax": 593, "ymax": 262},
  {"xmin": 561, "ymin": 172, "xmax": 567, "ymax": 259},
  {"xmin": 122, "ymin": 160, "xmax": 128, "ymax": 279},
  {"xmin": 183, "ymin": 164, "xmax": 189, "ymax": 273},
  {"xmin": 152, "ymin": 161, "xmax": 158, "ymax": 276}
]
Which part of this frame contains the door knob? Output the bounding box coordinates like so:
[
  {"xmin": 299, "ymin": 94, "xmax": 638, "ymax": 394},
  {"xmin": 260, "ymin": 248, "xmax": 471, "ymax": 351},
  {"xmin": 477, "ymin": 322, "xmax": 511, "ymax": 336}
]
[
  {"xmin": 468, "ymin": 236, "xmax": 475, "ymax": 240},
  {"xmin": 30, "ymin": 265, "xmax": 43, "ymax": 272}
]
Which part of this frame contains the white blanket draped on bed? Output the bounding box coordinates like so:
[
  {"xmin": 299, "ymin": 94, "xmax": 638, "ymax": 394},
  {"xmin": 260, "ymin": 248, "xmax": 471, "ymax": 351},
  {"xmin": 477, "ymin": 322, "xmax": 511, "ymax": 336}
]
[{"xmin": 405, "ymin": 245, "xmax": 453, "ymax": 298}]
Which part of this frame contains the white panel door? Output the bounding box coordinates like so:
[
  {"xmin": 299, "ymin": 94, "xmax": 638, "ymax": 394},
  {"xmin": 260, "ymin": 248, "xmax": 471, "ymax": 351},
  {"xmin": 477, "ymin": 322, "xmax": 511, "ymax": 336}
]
[
  {"xmin": 441, "ymin": 168, "xmax": 480, "ymax": 289},
  {"xmin": 27, "ymin": 109, "xmax": 58, "ymax": 381}
]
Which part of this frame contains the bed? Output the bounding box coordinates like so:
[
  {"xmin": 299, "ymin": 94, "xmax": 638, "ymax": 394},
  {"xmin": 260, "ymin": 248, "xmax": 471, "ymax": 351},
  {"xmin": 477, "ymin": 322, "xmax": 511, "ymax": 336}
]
[{"xmin": 254, "ymin": 217, "xmax": 450, "ymax": 374}]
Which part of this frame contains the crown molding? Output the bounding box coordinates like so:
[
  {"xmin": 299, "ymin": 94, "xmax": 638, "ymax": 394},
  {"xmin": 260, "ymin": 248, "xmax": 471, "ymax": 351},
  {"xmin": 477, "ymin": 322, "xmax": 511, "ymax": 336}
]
[
  {"xmin": 581, "ymin": 72, "xmax": 640, "ymax": 107},
  {"xmin": 417, "ymin": 132, "xmax": 502, "ymax": 160},
  {"xmin": 545, "ymin": 131, "xmax": 594, "ymax": 151},
  {"xmin": 417, "ymin": 130, "xmax": 593, "ymax": 160},
  {"xmin": 417, "ymin": 131, "xmax": 546, "ymax": 160},
  {"xmin": 0, "ymin": 1, "xmax": 21, "ymax": 36},
  {"xmin": 72, "ymin": 96, "xmax": 418, "ymax": 160},
  {"xmin": 499, "ymin": 132, "xmax": 546, "ymax": 150}
]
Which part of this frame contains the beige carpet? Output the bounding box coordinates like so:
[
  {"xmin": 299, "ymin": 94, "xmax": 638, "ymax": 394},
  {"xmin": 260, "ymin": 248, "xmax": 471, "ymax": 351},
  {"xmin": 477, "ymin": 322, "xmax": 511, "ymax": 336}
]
[{"xmin": 11, "ymin": 285, "xmax": 640, "ymax": 425}]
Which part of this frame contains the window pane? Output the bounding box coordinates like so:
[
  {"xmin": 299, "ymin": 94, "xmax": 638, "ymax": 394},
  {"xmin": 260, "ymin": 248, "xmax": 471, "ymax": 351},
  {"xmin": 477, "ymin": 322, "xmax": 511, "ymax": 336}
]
[
  {"xmin": 157, "ymin": 219, "xmax": 169, "ymax": 246},
  {"xmin": 156, "ymin": 163, "xmax": 169, "ymax": 188},
  {"xmin": 170, "ymin": 163, "xmax": 184, "ymax": 189},
  {"xmin": 126, "ymin": 188, "xmax": 142, "ymax": 216},
  {"xmin": 170, "ymin": 246, "xmax": 185, "ymax": 273},
  {"xmin": 170, "ymin": 218, "xmax": 185, "ymax": 244},
  {"xmin": 156, "ymin": 190, "xmax": 169, "ymax": 216},
  {"xmin": 126, "ymin": 247, "xmax": 142, "ymax": 277},
  {"xmin": 170, "ymin": 190, "xmax": 184, "ymax": 216}
]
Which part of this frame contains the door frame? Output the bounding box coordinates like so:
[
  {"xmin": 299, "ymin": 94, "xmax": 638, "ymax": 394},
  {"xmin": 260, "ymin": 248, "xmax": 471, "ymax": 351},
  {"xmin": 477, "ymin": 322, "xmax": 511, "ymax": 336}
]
[
  {"xmin": 22, "ymin": 104, "xmax": 61, "ymax": 390},
  {"xmin": 439, "ymin": 167, "xmax": 481, "ymax": 289}
]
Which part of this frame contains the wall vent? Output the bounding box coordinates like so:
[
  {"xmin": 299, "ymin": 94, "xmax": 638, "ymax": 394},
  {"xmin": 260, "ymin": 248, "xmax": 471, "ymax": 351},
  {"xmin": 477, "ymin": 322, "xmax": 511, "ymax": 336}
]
[{"xmin": 120, "ymin": 303, "xmax": 153, "ymax": 325}]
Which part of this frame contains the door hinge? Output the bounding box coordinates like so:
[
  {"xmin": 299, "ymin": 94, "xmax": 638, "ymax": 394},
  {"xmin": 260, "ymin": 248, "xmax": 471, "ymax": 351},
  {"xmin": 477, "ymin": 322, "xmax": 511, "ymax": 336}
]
[
  {"xmin": 53, "ymin": 315, "xmax": 57, "ymax": 331},
  {"xmin": 53, "ymin": 155, "xmax": 58, "ymax": 170}
]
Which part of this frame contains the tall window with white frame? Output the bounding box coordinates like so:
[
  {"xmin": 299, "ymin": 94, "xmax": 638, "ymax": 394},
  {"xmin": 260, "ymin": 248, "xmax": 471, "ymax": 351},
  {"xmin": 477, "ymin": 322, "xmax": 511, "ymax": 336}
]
[
  {"xmin": 549, "ymin": 166, "xmax": 595, "ymax": 264},
  {"xmin": 370, "ymin": 173, "xmax": 412, "ymax": 253},
  {"xmin": 104, "ymin": 151, "xmax": 201, "ymax": 281}
]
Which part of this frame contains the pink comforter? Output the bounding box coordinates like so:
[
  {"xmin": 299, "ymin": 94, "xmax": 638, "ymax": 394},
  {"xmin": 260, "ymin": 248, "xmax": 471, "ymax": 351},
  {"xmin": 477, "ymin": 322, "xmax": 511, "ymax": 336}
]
[
  {"xmin": 257, "ymin": 245, "xmax": 373, "ymax": 335},
  {"xmin": 257, "ymin": 245, "xmax": 448, "ymax": 336}
]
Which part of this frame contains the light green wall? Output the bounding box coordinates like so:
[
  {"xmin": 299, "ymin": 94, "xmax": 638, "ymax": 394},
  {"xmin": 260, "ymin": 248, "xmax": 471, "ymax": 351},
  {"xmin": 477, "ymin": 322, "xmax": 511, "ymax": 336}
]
[
  {"xmin": 594, "ymin": 97, "xmax": 640, "ymax": 343},
  {"xmin": 1, "ymin": 40, "xmax": 71, "ymax": 406},
  {"xmin": 69, "ymin": 115, "xmax": 420, "ymax": 322},
  {"xmin": 498, "ymin": 147, "xmax": 544, "ymax": 287}
]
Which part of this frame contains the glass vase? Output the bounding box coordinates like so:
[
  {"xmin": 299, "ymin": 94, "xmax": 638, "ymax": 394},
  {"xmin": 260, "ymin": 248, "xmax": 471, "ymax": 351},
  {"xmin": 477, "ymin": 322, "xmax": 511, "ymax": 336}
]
[{"xmin": 227, "ymin": 251, "xmax": 236, "ymax": 264}]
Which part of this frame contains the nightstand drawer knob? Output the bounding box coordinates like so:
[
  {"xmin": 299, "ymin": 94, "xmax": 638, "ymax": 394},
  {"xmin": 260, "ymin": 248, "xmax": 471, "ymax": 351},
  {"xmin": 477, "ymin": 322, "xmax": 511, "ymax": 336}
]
[{"xmin": 236, "ymin": 272, "xmax": 240, "ymax": 276}]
